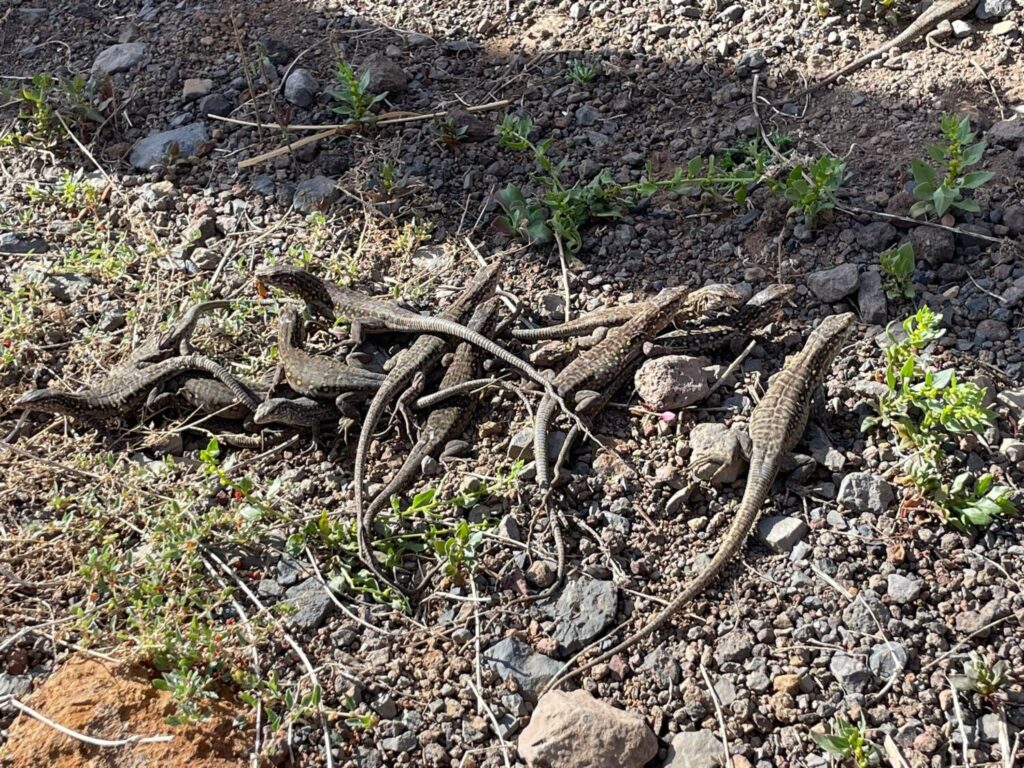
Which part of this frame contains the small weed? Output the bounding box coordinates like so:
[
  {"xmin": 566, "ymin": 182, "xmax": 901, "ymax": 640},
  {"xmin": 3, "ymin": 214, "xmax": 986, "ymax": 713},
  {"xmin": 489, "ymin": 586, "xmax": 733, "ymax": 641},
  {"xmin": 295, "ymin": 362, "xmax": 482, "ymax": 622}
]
[
  {"xmin": 329, "ymin": 60, "xmax": 387, "ymax": 123},
  {"xmin": 950, "ymin": 652, "xmax": 1011, "ymax": 701},
  {"xmin": 2, "ymin": 71, "xmax": 113, "ymax": 147},
  {"xmin": 910, "ymin": 115, "xmax": 993, "ymax": 219},
  {"xmin": 566, "ymin": 60, "xmax": 598, "ymax": 85},
  {"xmin": 378, "ymin": 161, "xmax": 400, "ymax": 197},
  {"xmin": 879, "ymin": 242, "xmax": 915, "ymax": 300},
  {"xmin": 433, "ymin": 116, "xmax": 467, "ymax": 150},
  {"xmin": 863, "ymin": 307, "xmax": 1016, "ymax": 530},
  {"xmin": 773, "ymin": 154, "xmax": 845, "ymax": 228},
  {"xmin": 811, "ymin": 716, "xmax": 880, "ymax": 767},
  {"xmin": 153, "ymin": 664, "xmax": 219, "ymax": 725}
]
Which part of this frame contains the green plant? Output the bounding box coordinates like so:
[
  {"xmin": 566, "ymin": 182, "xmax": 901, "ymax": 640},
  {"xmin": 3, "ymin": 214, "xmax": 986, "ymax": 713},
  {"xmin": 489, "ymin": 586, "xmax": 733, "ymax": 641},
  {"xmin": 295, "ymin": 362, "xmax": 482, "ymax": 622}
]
[
  {"xmin": 566, "ymin": 60, "xmax": 598, "ymax": 85},
  {"xmin": 910, "ymin": 115, "xmax": 993, "ymax": 218},
  {"xmin": 495, "ymin": 115, "xmax": 703, "ymax": 253},
  {"xmin": 811, "ymin": 717, "xmax": 880, "ymax": 767},
  {"xmin": 329, "ymin": 60, "xmax": 387, "ymax": 122},
  {"xmin": 433, "ymin": 116, "xmax": 467, "ymax": 149},
  {"xmin": 879, "ymin": 242, "xmax": 915, "ymax": 300},
  {"xmin": 863, "ymin": 307, "xmax": 1015, "ymax": 530},
  {"xmin": 153, "ymin": 663, "xmax": 219, "ymax": 725},
  {"xmin": 950, "ymin": 652, "xmax": 1010, "ymax": 700},
  {"xmin": 938, "ymin": 472, "xmax": 1017, "ymax": 533},
  {"xmin": 2, "ymin": 71, "xmax": 112, "ymax": 146},
  {"xmin": 774, "ymin": 155, "xmax": 845, "ymax": 228}
]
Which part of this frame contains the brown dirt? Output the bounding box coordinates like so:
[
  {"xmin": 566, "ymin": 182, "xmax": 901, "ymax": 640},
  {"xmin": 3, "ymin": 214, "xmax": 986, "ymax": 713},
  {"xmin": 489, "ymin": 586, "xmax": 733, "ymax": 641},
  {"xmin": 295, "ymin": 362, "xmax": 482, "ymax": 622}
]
[{"xmin": 5, "ymin": 655, "xmax": 250, "ymax": 768}]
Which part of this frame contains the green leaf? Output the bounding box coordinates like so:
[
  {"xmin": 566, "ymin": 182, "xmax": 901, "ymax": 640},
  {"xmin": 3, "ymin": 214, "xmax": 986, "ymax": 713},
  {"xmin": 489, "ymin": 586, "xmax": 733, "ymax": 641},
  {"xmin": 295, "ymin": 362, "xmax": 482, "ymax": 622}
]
[
  {"xmin": 962, "ymin": 141, "xmax": 986, "ymax": 166},
  {"xmin": 912, "ymin": 181, "xmax": 935, "ymax": 201},
  {"xmin": 932, "ymin": 184, "xmax": 956, "ymax": 216},
  {"xmin": 930, "ymin": 368, "xmax": 954, "ymax": 389},
  {"xmin": 909, "ymin": 200, "xmax": 931, "ymax": 218},
  {"xmin": 925, "ymin": 144, "xmax": 947, "ymax": 164},
  {"xmin": 975, "ymin": 474, "xmax": 993, "ymax": 496},
  {"xmin": 910, "ymin": 158, "xmax": 936, "ymax": 187},
  {"xmin": 951, "ymin": 198, "xmax": 980, "ymax": 213},
  {"xmin": 811, "ymin": 732, "xmax": 851, "ymax": 755},
  {"xmin": 960, "ymin": 171, "xmax": 993, "ymax": 189},
  {"xmin": 956, "ymin": 116, "xmax": 972, "ymax": 144}
]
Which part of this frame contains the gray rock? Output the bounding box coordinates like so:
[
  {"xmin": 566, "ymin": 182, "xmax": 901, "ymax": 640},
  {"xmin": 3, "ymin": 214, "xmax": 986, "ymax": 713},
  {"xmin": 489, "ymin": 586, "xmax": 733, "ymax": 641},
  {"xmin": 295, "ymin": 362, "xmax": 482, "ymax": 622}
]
[
  {"xmin": 757, "ymin": 516, "xmax": 808, "ymax": 553},
  {"xmin": 92, "ymin": 42, "xmax": 147, "ymax": 75},
  {"xmin": 284, "ymin": 68, "xmax": 319, "ymax": 108},
  {"xmin": 976, "ymin": 319, "xmax": 1010, "ymax": 341},
  {"xmin": 283, "ymin": 578, "xmax": 333, "ymax": 629},
  {"xmin": 951, "ymin": 19, "xmax": 972, "ymax": 37},
  {"xmin": 997, "ymin": 389, "xmax": 1024, "ymax": 420},
  {"xmin": 998, "ymin": 438, "xmax": 1024, "ymax": 463},
  {"xmin": 446, "ymin": 107, "xmax": 491, "ymax": 141},
  {"xmin": 181, "ymin": 77, "xmax": 213, "ymax": 101},
  {"xmin": 858, "ymin": 270, "xmax": 887, "ymax": 325},
  {"xmin": 372, "ymin": 692, "xmax": 398, "ymax": 719},
  {"xmin": 575, "ymin": 105, "xmax": 601, "ymax": 127},
  {"xmin": 954, "ymin": 598, "xmax": 1009, "ymax": 639},
  {"xmin": 46, "ymin": 273, "xmax": 94, "ymax": 303},
  {"xmin": 869, "ymin": 641, "xmax": 908, "ymax": 679},
  {"xmin": 808, "ymin": 263, "xmax": 860, "ymax": 302},
  {"xmin": 714, "ymin": 629, "xmax": 754, "ymax": 664},
  {"xmin": 359, "ymin": 53, "xmax": 407, "ymax": 94},
  {"xmin": 886, "ymin": 573, "xmax": 922, "ymax": 603},
  {"xmin": 856, "ymin": 221, "xmax": 898, "ymax": 251},
  {"xmin": 842, "ymin": 590, "xmax": 892, "ymax": 633},
  {"xmin": 640, "ymin": 647, "xmax": 682, "ymax": 686},
  {"xmin": 837, "ymin": 472, "xmax": 895, "ymax": 513},
  {"xmin": 0, "ymin": 232, "xmax": 49, "ymax": 254},
  {"xmin": 197, "ymin": 93, "xmax": 232, "ymax": 117},
  {"xmin": 735, "ymin": 114, "xmax": 760, "ymax": 137},
  {"xmin": 547, "ymin": 576, "xmax": 618, "ymax": 652},
  {"xmin": 484, "ymin": 637, "xmax": 562, "ymax": 694},
  {"xmin": 830, "ymin": 652, "xmax": 870, "ymax": 693},
  {"xmin": 0, "ymin": 672, "xmax": 32, "ymax": 707},
  {"xmin": 507, "ymin": 428, "xmax": 565, "ymax": 462},
  {"xmin": 257, "ymin": 578, "xmax": 284, "ymax": 599},
  {"xmin": 664, "ymin": 730, "xmax": 727, "ymax": 768},
  {"xmin": 635, "ymin": 355, "xmax": 709, "ymax": 410},
  {"xmin": 992, "ymin": 19, "xmax": 1019, "ymax": 36},
  {"xmin": 526, "ymin": 560, "xmax": 556, "ymax": 588},
  {"xmin": 251, "ymin": 174, "xmax": 276, "ymax": 197},
  {"xmin": 129, "ymin": 122, "xmax": 208, "ymax": 170},
  {"xmin": 720, "ymin": 4, "xmax": 745, "ymax": 21},
  {"xmin": 293, "ymin": 175, "xmax": 338, "ymax": 212},
  {"xmin": 688, "ymin": 423, "xmax": 748, "ymax": 484},
  {"xmin": 910, "ymin": 226, "xmax": 955, "ymax": 265},
  {"xmin": 569, "ymin": 2, "xmax": 588, "ymax": 21},
  {"xmin": 1003, "ymin": 205, "xmax": 1024, "ymax": 236},
  {"xmin": 519, "ymin": 689, "xmax": 658, "ymax": 768},
  {"xmin": 380, "ymin": 732, "xmax": 417, "ymax": 753},
  {"xmin": 976, "ymin": 0, "xmax": 1013, "ymax": 19}
]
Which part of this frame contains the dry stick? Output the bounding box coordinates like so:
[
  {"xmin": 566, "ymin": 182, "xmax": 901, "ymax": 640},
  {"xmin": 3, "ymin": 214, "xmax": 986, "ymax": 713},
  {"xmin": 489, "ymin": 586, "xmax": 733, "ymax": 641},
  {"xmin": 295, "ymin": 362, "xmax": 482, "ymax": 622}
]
[
  {"xmin": 302, "ymin": 547, "xmax": 390, "ymax": 636},
  {"xmin": 947, "ymin": 679, "xmax": 971, "ymax": 767},
  {"xmin": 706, "ymin": 339, "xmax": 757, "ymax": 397},
  {"xmin": 204, "ymin": 551, "xmax": 339, "ymax": 768},
  {"xmin": 201, "ymin": 557, "xmax": 263, "ymax": 765},
  {"xmin": 53, "ymin": 111, "xmax": 111, "ymax": 182},
  {"xmin": 232, "ymin": 19, "xmax": 262, "ymax": 142},
  {"xmin": 836, "ymin": 203, "xmax": 1019, "ymax": 249},
  {"xmin": 230, "ymin": 100, "xmax": 510, "ymax": 169},
  {"xmin": 554, "ymin": 233, "xmax": 573, "ymax": 324},
  {"xmin": 883, "ymin": 735, "xmax": 912, "ymax": 768},
  {"xmin": 698, "ymin": 664, "xmax": 731, "ymax": 766},
  {"xmin": 3, "ymin": 696, "xmax": 173, "ymax": 748},
  {"xmin": 468, "ymin": 578, "xmax": 513, "ymax": 768}
]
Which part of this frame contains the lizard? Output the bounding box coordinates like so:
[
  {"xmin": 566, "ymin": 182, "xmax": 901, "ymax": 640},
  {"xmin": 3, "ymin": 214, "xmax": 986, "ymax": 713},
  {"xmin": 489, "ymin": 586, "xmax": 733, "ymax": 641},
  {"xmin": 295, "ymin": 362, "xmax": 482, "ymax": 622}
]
[
  {"xmin": 643, "ymin": 283, "xmax": 795, "ymax": 356},
  {"xmin": 360, "ymin": 297, "xmax": 502, "ymax": 594},
  {"xmin": 15, "ymin": 353, "xmax": 259, "ymax": 424},
  {"xmin": 788, "ymin": 0, "xmax": 980, "ymax": 100},
  {"xmin": 123, "ymin": 299, "xmax": 231, "ymax": 366},
  {"xmin": 352, "ymin": 262, "xmax": 503, "ymax": 590},
  {"xmin": 507, "ymin": 284, "xmax": 791, "ymax": 355},
  {"xmin": 523, "ymin": 284, "xmax": 745, "ymax": 602},
  {"xmin": 540, "ymin": 311, "xmax": 856, "ymax": 694},
  {"xmin": 253, "ymin": 264, "xmax": 567, "ymax": 408},
  {"xmin": 276, "ymin": 303, "xmax": 386, "ymax": 403}
]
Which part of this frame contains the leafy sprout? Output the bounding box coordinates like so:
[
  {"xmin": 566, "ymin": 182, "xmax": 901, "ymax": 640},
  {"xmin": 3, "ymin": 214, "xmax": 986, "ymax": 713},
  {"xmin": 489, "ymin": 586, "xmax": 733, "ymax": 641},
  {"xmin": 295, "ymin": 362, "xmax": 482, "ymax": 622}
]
[{"xmin": 910, "ymin": 115, "xmax": 993, "ymax": 219}]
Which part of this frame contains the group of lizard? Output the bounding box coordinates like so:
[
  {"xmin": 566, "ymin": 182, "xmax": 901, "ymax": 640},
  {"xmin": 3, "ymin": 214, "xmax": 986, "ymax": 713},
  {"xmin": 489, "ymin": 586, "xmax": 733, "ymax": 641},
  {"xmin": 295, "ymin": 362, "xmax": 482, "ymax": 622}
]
[{"xmin": 14, "ymin": 256, "xmax": 859, "ymax": 692}]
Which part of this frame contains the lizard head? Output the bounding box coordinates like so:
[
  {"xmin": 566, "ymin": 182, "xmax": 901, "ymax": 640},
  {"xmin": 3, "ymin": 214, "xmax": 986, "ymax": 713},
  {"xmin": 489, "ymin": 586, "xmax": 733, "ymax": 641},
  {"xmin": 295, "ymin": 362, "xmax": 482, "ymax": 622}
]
[
  {"xmin": 739, "ymin": 283, "xmax": 796, "ymax": 332},
  {"xmin": 15, "ymin": 388, "xmax": 84, "ymax": 417},
  {"xmin": 812, "ymin": 311, "xmax": 857, "ymax": 349},
  {"xmin": 255, "ymin": 264, "xmax": 336, "ymax": 323},
  {"xmin": 685, "ymin": 283, "xmax": 746, "ymax": 315}
]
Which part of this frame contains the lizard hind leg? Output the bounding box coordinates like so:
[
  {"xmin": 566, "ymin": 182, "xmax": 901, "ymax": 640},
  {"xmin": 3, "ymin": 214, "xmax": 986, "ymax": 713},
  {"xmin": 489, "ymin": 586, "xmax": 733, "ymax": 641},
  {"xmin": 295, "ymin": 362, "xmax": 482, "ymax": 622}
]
[{"xmin": 393, "ymin": 371, "xmax": 427, "ymax": 438}]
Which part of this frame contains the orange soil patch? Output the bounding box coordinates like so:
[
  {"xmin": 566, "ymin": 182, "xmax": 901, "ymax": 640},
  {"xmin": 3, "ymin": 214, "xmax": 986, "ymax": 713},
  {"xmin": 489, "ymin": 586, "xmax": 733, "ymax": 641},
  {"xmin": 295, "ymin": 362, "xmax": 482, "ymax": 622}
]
[{"xmin": 5, "ymin": 655, "xmax": 250, "ymax": 767}]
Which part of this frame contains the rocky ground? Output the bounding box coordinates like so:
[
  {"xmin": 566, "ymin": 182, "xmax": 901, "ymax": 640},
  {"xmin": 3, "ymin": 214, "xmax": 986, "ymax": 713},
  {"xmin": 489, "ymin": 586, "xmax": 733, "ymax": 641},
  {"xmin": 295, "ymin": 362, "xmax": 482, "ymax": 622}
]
[{"xmin": 1, "ymin": 0, "xmax": 1024, "ymax": 766}]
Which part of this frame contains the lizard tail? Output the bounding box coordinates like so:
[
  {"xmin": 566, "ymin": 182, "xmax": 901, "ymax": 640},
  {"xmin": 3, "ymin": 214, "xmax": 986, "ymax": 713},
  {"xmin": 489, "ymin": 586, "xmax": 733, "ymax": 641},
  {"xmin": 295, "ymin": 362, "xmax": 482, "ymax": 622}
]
[{"xmin": 540, "ymin": 447, "xmax": 779, "ymax": 694}]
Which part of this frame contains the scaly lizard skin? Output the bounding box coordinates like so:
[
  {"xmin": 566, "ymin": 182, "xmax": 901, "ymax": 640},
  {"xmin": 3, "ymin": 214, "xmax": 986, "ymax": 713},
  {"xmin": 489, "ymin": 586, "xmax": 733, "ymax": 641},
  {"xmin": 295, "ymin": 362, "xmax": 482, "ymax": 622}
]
[
  {"xmin": 254, "ymin": 264, "xmax": 558, "ymax": 399},
  {"xmin": 127, "ymin": 300, "xmax": 231, "ymax": 366},
  {"xmin": 16, "ymin": 353, "xmax": 258, "ymax": 422},
  {"xmin": 790, "ymin": 0, "xmax": 980, "ymax": 99},
  {"xmin": 276, "ymin": 304, "xmax": 385, "ymax": 398},
  {"xmin": 361, "ymin": 297, "xmax": 502, "ymax": 594},
  {"xmin": 541, "ymin": 312, "xmax": 856, "ymax": 693},
  {"xmin": 354, "ymin": 263, "xmax": 502, "ymax": 591}
]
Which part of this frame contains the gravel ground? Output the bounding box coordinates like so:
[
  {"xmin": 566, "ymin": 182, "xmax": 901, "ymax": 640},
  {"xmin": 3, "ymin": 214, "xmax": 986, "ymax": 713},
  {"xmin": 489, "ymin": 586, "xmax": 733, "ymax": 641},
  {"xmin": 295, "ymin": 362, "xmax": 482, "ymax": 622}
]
[{"xmin": 1, "ymin": 1, "xmax": 1023, "ymax": 766}]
